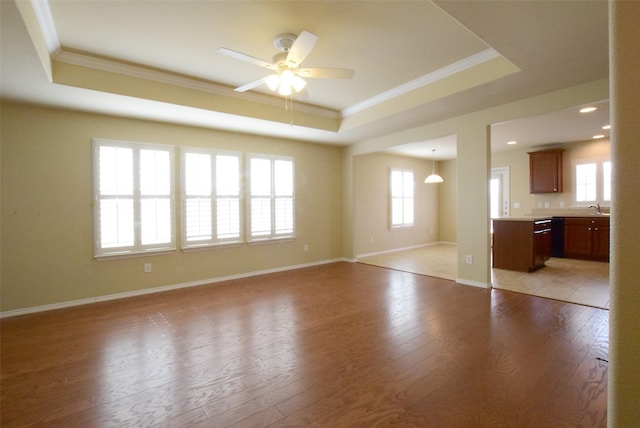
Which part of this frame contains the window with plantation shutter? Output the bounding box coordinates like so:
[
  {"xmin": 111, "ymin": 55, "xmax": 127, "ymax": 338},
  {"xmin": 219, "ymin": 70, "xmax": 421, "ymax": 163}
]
[
  {"xmin": 181, "ymin": 148, "xmax": 242, "ymax": 248},
  {"xmin": 248, "ymin": 155, "xmax": 295, "ymax": 241},
  {"xmin": 93, "ymin": 139, "xmax": 175, "ymax": 258}
]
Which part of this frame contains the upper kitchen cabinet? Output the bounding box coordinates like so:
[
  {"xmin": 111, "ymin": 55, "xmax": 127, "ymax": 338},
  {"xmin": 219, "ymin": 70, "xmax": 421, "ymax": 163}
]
[{"xmin": 528, "ymin": 148, "xmax": 564, "ymax": 194}]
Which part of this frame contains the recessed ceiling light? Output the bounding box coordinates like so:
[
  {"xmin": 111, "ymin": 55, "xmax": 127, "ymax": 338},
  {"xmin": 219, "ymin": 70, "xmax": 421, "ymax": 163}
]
[
  {"xmin": 593, "ymin": 134, "xmax": 605, "ymax": 139},
  {"xmin": 602, "ymin": 125, "xmax": 611, "ymax": 130},
  {"xmin": 580, "ymin": 106, "xmax": 597, "ymax": 113},
  {"xmin": 507, "ymin": 140, "xmax": 517, "ymax": 145}
]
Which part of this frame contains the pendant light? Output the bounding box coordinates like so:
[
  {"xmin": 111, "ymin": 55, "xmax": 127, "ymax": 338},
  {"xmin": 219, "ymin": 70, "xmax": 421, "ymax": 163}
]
[{"xmin": 424, "ymin": 149, "xmax": 444, "ymax": 183}]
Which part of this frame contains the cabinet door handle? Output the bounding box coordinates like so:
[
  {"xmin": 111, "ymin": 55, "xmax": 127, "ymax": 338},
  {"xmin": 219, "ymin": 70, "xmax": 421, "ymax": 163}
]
[
  {"xmin": 595, "ymin": 228, "xmax": 598, "ymax": 231},
  {"xmin": 588, "ymin": 227, "xmax": 592, "ymax": 231}
]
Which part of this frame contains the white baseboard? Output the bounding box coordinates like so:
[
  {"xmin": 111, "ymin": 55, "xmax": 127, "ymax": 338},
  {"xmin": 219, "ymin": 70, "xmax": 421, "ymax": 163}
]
[
  {"xmin": 357, "ymin": 242, "xmax": 455, "ymax": 260},
  {"xmin": 0, "ymin": 258, "xmax": 345, "ymax": 318}
]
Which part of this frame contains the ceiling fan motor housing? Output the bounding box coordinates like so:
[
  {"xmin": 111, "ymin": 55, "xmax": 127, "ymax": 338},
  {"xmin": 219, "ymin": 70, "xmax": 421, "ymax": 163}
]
[
  {"xmin": 272, "ymin": 52, "xmax": 290, "ymax": 69},
  {"xmin": 273, "ymin": 34, "xmax": 297, "ymax": 52}
]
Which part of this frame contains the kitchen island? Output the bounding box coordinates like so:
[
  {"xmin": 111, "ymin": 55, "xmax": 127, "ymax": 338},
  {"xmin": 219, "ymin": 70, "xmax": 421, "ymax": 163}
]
[{"xmin": 492, "ymin": 217, "xmax": 552, "ymax": 272}]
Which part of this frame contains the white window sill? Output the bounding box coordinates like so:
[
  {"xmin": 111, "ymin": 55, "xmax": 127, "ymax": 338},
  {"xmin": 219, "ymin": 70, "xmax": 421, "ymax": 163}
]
[
  {"xmin": 181, "ymin": 242, "xmax": 244, "ymax": 252},
  {"xmin": 95, "ymin": 248, "xmax": 176, "ymax": 261}
]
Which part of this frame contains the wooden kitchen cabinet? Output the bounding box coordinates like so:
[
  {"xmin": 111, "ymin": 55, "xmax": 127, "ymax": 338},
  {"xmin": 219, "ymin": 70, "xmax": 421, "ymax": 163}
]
[
  {"xmin": 528, "ymin": 148, "xmax": 564, "ymax": 194},
  {"xmin": 493, "ymin": 218, "xmax": 552, "ymax": 272},
  {"xmin": 564, "ymin": 217, "xmax": 610, "ymax": 261}
]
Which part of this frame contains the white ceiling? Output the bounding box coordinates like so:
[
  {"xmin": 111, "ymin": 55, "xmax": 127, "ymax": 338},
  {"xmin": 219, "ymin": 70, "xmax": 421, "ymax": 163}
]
[{"xmin": 1, "ymin": 0, "xmax": 609, "ymax": 160}]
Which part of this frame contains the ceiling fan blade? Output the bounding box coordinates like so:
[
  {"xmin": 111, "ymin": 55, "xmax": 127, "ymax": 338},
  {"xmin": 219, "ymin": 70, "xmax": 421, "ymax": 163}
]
[
  {"xmin": 217, "ymin": 47, "xmax": 276, "ymax": 70},
  {"xmin": 298, "ymin": 67, "xmax": 355, "ymax": 79},
  {"xmin": 234, "ymin": 76, "xmax": 271, "ymax": 92},
  {"xmin": 285, "ymin": 31, "xmax": 318, "ymax": 68}
]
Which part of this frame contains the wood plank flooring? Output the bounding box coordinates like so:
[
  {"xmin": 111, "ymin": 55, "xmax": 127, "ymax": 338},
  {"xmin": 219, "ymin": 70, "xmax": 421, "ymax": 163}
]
[{"xmin": 1, "ymin": 262, "xmax": 608, "ymax": 427}]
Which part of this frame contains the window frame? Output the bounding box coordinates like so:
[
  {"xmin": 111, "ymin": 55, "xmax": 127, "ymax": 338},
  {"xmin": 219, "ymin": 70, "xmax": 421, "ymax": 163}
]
[
  {"xmin": 246, "ymin": 154, "xmax": 296, "ymax": 243},
  {"xmin": 180, "ymin": 147, "xmax": 243, "ymax": 250},
  {"xmin": 389, "ymin": 167, "xmax": 415, "ymax": 229},
  {"xmin": 93, "ymin": 139, "xmax": 176, "ymax": 259},
  {"xmin": 572, "ymin": 157, "xmax": 611, "ymax": 207}
]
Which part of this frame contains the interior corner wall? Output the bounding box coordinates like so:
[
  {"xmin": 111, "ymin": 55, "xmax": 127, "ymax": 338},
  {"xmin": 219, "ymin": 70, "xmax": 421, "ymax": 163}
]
[
  {"xmin": 438, "ymin": 159, "xmax": 457, "ymax": 243},
  {"xmin": 353, "ymin": 152, "xmax": 438, "ymax": 257},
  {"xmin": 455, "ymin": 123, "xmax": 491, "ymax": 288},
  {"xmin": 341, "ymin": 149, "xmax": 355, "ymax": 260},
  {"xmin": 0, "ymin": 101, "xmax": 344, "ymax": 313}
]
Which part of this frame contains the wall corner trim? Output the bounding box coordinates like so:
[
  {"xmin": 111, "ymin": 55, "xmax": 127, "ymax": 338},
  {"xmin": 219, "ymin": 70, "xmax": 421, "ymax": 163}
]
[{"xmin": 456, "ymin": 278, "xmax": 492, "ymax": 289}]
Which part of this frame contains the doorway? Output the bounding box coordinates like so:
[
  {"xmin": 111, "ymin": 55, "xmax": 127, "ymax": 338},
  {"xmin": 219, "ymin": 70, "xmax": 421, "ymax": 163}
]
[{"xmin": 490, "ymin": 167, "xmax": 510, "ymax": 224}]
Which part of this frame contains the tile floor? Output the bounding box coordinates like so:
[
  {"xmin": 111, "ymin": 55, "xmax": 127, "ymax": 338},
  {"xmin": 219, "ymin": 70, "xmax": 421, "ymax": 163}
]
[{"xmin": 358, "ymin": 244, "xmax": 610, "ymax": 309}]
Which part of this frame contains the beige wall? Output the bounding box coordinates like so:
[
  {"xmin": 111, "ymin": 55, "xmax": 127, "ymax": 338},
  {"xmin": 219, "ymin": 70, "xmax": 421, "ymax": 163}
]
[
  {"xmin": 353, "ymin": 152, "xmax": 438, "ymax": 256},
  {"xmin": 491, "ymin": 139, "xmax": 611, "ymax": 217},
  {"xmin": 438, "ymin": 159, "xmax": 457, "ymax": 243},
  {"xmin": 347, "ymin": 79, "xmax": 609, "ymax": 287},
  {"xmin": 0, "ymin": 102, "xmax": 343, "ymax": 313},
  {"xmin": 609, "ymin": 0, "xmax": 640, "ymax": 424},
  {"xmin": 354, "ymin": 140, "xmax": 611, "ymax": 253}
]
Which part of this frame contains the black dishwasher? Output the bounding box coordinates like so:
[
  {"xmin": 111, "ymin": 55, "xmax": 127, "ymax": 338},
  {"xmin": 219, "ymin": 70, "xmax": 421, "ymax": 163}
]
[{"xmin": 551, "ymin": 217, "xmax": 564, "ymax": 258}]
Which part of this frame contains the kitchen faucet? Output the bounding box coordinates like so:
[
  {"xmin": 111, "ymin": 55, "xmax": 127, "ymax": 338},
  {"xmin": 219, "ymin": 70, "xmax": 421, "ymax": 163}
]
[{"xmin": 589, "ymin": 203, "xmax": 602, "ymax": 214}]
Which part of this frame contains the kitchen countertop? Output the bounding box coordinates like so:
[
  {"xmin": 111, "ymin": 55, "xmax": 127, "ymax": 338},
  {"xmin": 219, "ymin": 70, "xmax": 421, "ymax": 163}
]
[
  {"xmin": 492, "ymin": 216, "xmax": 552, "ymax": 222},
  {"xmin": 551, "ymin": 213, "xmax": 611, "ymax": 217},
  {"xmin": 493, "ymin": 213, "xmax": 611, "ymax": 221},
  {"xmin": 529, "ymin": 208, "xmax": 611, "ymax": 217}
]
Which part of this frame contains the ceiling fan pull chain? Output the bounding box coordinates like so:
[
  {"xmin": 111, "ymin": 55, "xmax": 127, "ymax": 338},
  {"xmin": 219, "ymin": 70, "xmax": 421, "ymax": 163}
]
[{"xmin": 290, "ymin": 95, "xmax": 294, "ymax": 126}]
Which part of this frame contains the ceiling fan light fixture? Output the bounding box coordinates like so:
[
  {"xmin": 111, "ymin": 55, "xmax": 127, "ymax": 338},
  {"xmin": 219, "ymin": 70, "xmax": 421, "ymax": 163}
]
[
  {"xmin": 278, "ymin": 83, "xmax": 292, "ymax": 96},
  {"xmin": 266, "ymin": 69, "xmax": 307, "ymax": 96},
  {"xmin": 293, "ymin": 75, "xmax": 307, "ymax": 92},
  {"xmin": 280, "ymin": 69, "xmax": 295, "ymax": 84},
  {"xmin": 425, "ymin": 149, "xmax": 444, "ymax": 184},
  {"xmin": 266, "ymin": 74, "xmax": 280, "ymax": 91}
]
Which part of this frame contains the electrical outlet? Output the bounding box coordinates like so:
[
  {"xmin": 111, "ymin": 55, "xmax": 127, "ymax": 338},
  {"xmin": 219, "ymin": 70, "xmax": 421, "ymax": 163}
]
[
  {"xmin": 544, "ymin": 202, "xmax": 550, "ymax": 208},
  {"xmin": 370, "ymin": 236, "xmax": 374, "ymax": 243},
  {"xmin": 144, "ymin": 263, "xmax": 152, "ymax": 273},
  {"xmin": 304, "ymin": 244, "xmax": 309, "ymax": 252},
  {"xmin": 513, "ymin": 202, "xmax": 520, "ymax": 209},
  {"xmin": 465, "ymin": 255, "xmax": 473, "ymax": 264}
]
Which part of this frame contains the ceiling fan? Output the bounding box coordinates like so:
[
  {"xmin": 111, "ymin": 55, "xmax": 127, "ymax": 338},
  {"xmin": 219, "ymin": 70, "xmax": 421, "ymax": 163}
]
[{"xmin": 217, "ymin": 31, "xmax": 354, "ymax": 96}]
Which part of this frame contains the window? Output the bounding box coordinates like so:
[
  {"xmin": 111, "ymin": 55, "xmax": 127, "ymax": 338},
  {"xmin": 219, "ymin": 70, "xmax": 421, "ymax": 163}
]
[
  {"xmin": 390, "ymin": 168, "xmax": 414, "ymax": 228},
  {"xmin": 248, "ymin": 155, "xmax": 294, "ymax": 241},
  {"xmin": 182, "ymin": 148, "xmax": 242, "ymax": 248},
  {"xmin": 93, "ymin": 139, "xmax": 175, "ymax": 257},
  {"xmin": 574, "ymin": 158, "xmax": 611, "ymax": 205}
]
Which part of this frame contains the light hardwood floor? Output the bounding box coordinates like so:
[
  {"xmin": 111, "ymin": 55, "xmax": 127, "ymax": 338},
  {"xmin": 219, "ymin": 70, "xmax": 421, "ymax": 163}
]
[
  {"xmin": 1, "ymin": 262, "xmax": 608, "ymax": 426},
  {"xmin": 358, "ymin": 244, "xmax": 610, "ymax": 309}
]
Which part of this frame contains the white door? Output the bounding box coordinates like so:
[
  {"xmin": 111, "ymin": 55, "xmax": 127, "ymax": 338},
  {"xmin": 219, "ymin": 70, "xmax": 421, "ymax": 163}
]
[{"xmin": 490, "ymin": 167, "xmax": 510, "ymax": 220}]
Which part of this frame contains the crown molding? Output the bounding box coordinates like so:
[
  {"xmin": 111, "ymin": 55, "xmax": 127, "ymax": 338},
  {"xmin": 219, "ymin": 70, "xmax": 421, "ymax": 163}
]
[
  {"xmin": 30, "ymin": 0, "xmax": 60, "ymax": 54},
  {"xmin": 342, "ymin": 49, "xmax": 502, "ymax": 117}
]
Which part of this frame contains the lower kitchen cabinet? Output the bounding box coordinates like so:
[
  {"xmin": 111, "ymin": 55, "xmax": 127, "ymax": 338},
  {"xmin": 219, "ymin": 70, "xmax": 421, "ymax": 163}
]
[
  {"xmin": 564, "ymin": 217, "xmax": 610, "ymax": 261},
  {"xmin": 493, "ymin": 218, "xmax": 552, "ymax": 272}
]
